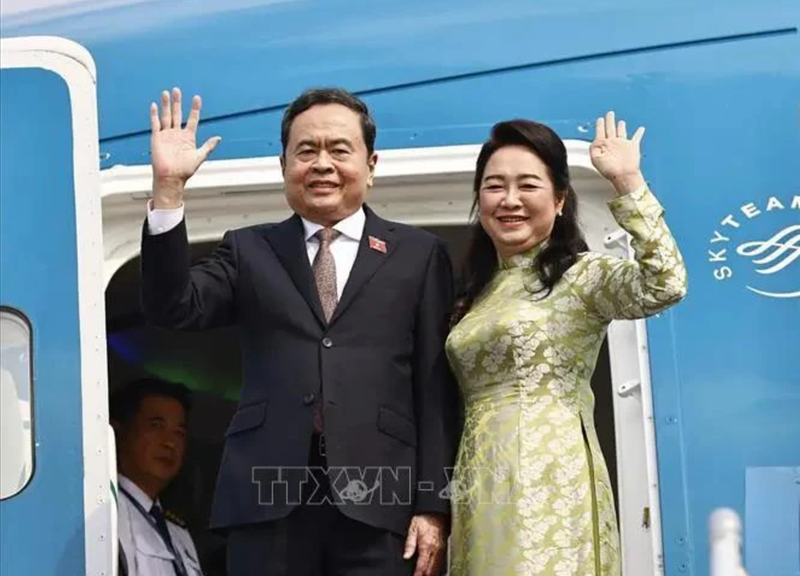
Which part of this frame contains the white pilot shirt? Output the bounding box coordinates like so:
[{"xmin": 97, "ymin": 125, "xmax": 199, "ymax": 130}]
[
  {"xmin": 117, "ymin": 475, "xmax": 203, "ymax": 576},
  {"xmin": 146, "ymin": 202, "xmax": 365, "ymax": 299}
]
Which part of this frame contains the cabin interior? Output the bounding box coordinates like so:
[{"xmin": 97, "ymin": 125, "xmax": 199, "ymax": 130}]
[{"xmin": 104, "ymin": 225, "xmax": 619, "ymax": 575}]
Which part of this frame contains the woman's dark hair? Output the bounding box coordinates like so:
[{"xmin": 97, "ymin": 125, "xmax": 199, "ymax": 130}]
[{"xmin": 452, "ymin": 119, "xmax": 588, "ymax": 325}]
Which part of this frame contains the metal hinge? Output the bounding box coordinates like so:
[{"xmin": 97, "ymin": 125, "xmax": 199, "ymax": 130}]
[{"xmin": 617, "ymin": 380, "xmax": 641, "ymax": 397}]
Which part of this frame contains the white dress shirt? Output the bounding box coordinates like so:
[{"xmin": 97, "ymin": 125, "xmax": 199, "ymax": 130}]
[
  {"xmin": 146, "ymin": 202, "xmax": 364, "ymax": 298},
  {"xmin": 117, "ymin": 474, "xmax": 203, "ymax": 576}
]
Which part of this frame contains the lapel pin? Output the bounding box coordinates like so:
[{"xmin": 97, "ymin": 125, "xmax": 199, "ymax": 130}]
[{"xmin": 368, "ymin": 236, "xmax": 387, "ymax": 254}]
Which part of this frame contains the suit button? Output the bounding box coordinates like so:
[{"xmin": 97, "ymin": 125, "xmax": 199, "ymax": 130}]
[
  {"xmin": 322, "ymin": 337, "xmax": 333, "ymax": 348},
  {"xmin": 302, "ymin": 392, "xmax": 316, "ymax": 406}
]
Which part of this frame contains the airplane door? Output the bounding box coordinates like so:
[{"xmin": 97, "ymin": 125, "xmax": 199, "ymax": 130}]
[{"xmin": 0, "ymin": 37, "xmax": 112, "ymax": 575}]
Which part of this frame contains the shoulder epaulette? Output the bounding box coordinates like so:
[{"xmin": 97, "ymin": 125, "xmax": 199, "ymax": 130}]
[{"xmin": 164, "ymin": 509, "xmax": 187, "ymax": 528}]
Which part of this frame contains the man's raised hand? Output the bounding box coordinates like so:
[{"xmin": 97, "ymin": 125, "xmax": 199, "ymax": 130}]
[{"xmin": 150, "ymin": 87, "xmax": 221, "ymax": 208}]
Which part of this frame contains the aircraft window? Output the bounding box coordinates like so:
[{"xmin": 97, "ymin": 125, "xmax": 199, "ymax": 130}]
[{"xmin": 0, "ymin": 308, "xmax": 34, "ymax": 499}]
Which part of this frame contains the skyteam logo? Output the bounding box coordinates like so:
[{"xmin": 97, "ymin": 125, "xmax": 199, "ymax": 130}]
[{"xmin": 708, "ymin": 195, "xmax": 799, "ymax": 299}]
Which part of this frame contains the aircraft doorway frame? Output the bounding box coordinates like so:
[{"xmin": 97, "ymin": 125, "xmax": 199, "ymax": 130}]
[{"xmin": 1, "ymin": 36, "xmax": 115, "ymax": 576}]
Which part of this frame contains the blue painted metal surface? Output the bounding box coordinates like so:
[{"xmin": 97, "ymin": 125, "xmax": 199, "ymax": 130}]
[
  {"xmin": 1, "ymin": 0, "xmax": 794, "ymax": 163},
  {"xmin": 1, "ymin": 1, "xmax": 798, "ymax": 574},
  {"xmin": 745, "ymin": 467, "xmax": 800, "ymax": 576},
  {"xmin": 0, "ymin": 68, "xmax": 86, "ymax": 576}
]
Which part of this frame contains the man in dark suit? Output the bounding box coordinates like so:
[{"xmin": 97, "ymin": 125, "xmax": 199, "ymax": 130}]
[{"xmin": 139, "ymin": 86, "xmax": 460, "ymax": 576}]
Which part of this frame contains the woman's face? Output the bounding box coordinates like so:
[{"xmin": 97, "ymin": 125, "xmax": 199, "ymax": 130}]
[{"xmin": 478, "ymin": 145, "xmax": 565, "ymax": 259}]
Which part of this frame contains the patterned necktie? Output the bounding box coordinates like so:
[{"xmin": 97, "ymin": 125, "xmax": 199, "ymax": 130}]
[
  {"xmin": 311, "ymin": 227, "xmax": 340, "ymax": 435},
  {"xmin": 312, "ymin": 227, "xmax": 340, "ymax": 322},
  {"xmin": 149, "ymin": 504, "xmax": 188, "ymax": 576}
]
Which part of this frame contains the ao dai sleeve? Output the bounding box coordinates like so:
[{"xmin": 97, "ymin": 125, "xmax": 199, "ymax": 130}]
[{"xmin": 571, "ymin": 186, "xmax": 688, "ymax": 321}]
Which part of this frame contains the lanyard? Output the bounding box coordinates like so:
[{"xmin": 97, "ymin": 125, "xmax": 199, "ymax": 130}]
[{"xmin": 120, "ymin": 487, "xmax": 189, "ymax": 576}]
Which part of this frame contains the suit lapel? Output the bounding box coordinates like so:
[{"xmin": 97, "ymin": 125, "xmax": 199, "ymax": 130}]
[
  {"xmin": 330, "ymin": 206, "xmax": 396, "ymax": 325},
  {"xmin": 263, "ymin": 215, "xmax": 327, "ymax": 327}
]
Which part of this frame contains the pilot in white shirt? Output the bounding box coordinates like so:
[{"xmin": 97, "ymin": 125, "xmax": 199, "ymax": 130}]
[
  {"xmin": 118, "ymin": 474, "xmax": 203, "ymax": 576},
  {"xmin": 111, "ymin": 377, "xmax": 203, "ymax": 576}
]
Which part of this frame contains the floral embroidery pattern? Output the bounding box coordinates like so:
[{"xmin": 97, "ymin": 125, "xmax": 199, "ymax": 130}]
[{"xmin": 446, "ymin": 187, "xmax": 687, "ymax": 575}]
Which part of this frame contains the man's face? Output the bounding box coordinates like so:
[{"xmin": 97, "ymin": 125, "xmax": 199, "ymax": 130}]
[
  {"xmin": 118, "ymin": 395, "xmax": 187, "ymax": 489},
  {"xmin": 281, "ymin": 103, "xmax": 377, "ymax": 226}
]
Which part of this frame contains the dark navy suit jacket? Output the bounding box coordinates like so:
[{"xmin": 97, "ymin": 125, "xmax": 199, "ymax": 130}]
[{"xmin": 140, "ymin": 205, "xmax": 460, "ymax": 536}]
